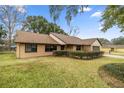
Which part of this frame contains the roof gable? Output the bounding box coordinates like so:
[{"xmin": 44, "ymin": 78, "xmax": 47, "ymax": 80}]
[
  {"xmin": 50, "ymin": 33, "xmax": 83, "ymax": 45},
  {"xmin": 81, "ymin": 38, "xmax": 102, "ymax": 46}
]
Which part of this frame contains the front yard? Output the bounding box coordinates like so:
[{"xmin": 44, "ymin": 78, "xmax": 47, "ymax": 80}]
[{"xmin": 0, "ymin": 53, "xmax": 124, "ymax": 88}]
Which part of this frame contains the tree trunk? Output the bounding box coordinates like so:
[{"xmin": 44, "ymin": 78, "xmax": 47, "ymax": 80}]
[{"xmin": 8, "ymin": 29, "xmax": 12, "ymax": 51}]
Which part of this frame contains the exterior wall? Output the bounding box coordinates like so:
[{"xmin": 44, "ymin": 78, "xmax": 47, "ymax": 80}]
[
  {"xmin": 73, "ymin": 46, "xmax": 77, "ymax": 51},
  {"xmin": 57, "ymin": 45, "xmax": 61, "ymax": 51},
  {"xmin": 16, "ymin": 40, "xmax": 102, "ymax": 58},
  {"xmin": 16, "ymin": 43, "xmax": 59, "ymax": 58},
  {"xmin": 65, "ymin": 45, "xmax": 76, "ymax": 51},
  {"xmin": 91, "ymin": 40, "xmax": 101, "ymax": 51},
  {"xmin": 83, "ymin": 45, "xmax": 91, "ymax": 52},
  {"xmin": 16, "ymin": 43, "xmax": 20, "ymax": 58},
  {"xmin": 64, "ymin": 45, "xmax": 91, "ymax": 52}
]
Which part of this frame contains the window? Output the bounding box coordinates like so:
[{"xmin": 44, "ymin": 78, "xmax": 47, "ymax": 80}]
[
  {"xmin": 61, "ymin": 45, "xmax": 65, "ymax": 50},
  {"xmin": 93, "ymin": 46, "xmax": 100, "ymax": 52},
  {"xmin": 45, "ymin": 45, "xmax": 57, "ymax": 52},
  {"xmin": 76, "ymin": 45, "xmax": 81, "ymax": 51},
  {"xmin": 25, "ymin": 44, "xmax": 37, "ymax": 52}
]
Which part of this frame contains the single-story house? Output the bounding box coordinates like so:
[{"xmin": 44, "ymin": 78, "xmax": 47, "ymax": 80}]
[
  {"xmin": 101, "ymin": 44, "xmax": 124, "ymax": 53},
  {"xmin": 15, "ymin": 31, "xmax": 102, "ymax": 58}
]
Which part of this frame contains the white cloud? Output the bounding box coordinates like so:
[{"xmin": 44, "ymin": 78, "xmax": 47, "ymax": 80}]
[
  {"xmin": 98, "ymin": 23, "xmax": 104, "ymax": 30},
  {"xmin": 91, "ymin": 11, "xmax": 102, "ymax": 17},
  {"xmin": 98, "ymin": 26, "xmax": 103, "ymax": 30},
  {"xmin": 83, "ymin": 7, "xmax": 92, "ymax": 12},
  {"xmin": 15, "ymin": 6, "xmax": 26, "ymax": 13},
  {"xmin": 79, "ymin": 7, "xmax": 92, "ymax": 12}
]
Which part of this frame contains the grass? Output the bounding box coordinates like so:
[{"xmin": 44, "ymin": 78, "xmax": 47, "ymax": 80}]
[{"xmin": 0, "ymin": 53, "xmax": 124, "ymax": 88}]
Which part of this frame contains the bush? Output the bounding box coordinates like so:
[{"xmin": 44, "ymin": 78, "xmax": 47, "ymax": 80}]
[
  {"xmin": 69, "ymin": 51, "xmax": 84, "ymax": 59},
  {"xmin": 53, "ymin": 51, "xmax": 104, "ymax": 60},
  {"xmin": 53, "ymin": 51, "xmax": 69, "ymax": 56}
]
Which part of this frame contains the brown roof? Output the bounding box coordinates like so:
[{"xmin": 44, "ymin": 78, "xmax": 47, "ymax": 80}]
[
  {"xmin": 15, "ymin": 31, "xmax": 59, "ymax": 44},
  {"xmin": 51, "ymin": 33, "xmax": 83, "ymax": 45},
  {"xmin": 15, "ymin": 31, "xmax": 101, "ymax": 46},
  {"xmin": 51, "ymin": 33, "xmax": 101, "ymax": 45},
  {"xmin": 81, "ymin": 38, "xmax": 100, "ymax": 45}
]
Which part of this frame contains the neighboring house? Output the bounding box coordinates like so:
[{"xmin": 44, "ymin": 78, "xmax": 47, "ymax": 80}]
[
  {"xmin": 101, "ymin": 44, "xmax": 124, "ymax": 53},
  {"xmin": 15, "ymin": 31, "xmax": 102, "ymax": 58}
]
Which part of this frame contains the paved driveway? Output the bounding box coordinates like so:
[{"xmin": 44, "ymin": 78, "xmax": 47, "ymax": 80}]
[{"xmin": 104, "ymin": 54, "xmax": 124, "ymax": 59}]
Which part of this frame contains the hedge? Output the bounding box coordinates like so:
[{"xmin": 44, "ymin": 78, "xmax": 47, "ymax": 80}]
[
  {"xmin": 53, "ymin": 51, "xmax": 104, "ymax": 60},
  {"xmin": 53, "ymin": 51, "xmax": 69, "ymax": 56}
]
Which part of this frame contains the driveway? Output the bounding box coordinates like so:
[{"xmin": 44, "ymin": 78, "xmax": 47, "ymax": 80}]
[{"xmin": 104, "ymin": 54, "xmax": 124, "ymax": 59}]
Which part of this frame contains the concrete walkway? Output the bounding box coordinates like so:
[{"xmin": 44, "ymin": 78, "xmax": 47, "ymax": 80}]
[{"xmin": 104, "ymin": 54, "xmax": 124, "ymax": 59}]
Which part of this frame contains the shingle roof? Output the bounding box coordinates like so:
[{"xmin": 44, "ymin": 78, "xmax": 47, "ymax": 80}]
[
  {"xmin": 51, "ymin": 33, "xmax": 101, "ymax": 45},
  {"xmin": 15, "ymin": 31, "xmax": 101, "ymax": 46},
  {"xmin": 15, "ymin": 31, "xmax": 59, "ymax": 44},
  {"xmin": 81, "ymin": 38, "xmax": 98, "ymax": 45},
  {"xmin": 50, "ymin": 33, "xmax": 83, "ymax": 45}
]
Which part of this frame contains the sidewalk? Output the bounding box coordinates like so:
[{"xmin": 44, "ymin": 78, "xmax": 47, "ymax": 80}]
[{"xmin": 104, "ymin": 54, "xmax": 124, "ymax": 59}]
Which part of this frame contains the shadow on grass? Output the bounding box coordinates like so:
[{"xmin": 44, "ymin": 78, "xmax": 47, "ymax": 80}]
[{"xmin": 98, "ymin": 63, "xmax": 124, "ymax": 88}]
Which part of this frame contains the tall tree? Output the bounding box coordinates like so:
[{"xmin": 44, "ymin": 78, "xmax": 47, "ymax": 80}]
[
  {"xmin": 101, "ymin": 5, "xmax": 124, "ymax": 32},
  {"xmin": 49, "ymin": 5, "xmax": 86, "ymax": 35},
  {"xmin": 0, "ymin": 25, "xmax": 6, "ymax": 45},
  {"xmin": 22, "ymin": 16, "xmax": 49, "ymax": 33},
  {"xmin": 111, "ymin": 36, "xmax": 124, "ymax": 45},
  {"xmin": 0, "ymin": 5, "xmax": 26, "ymax": 50},
  {"xmin": 48, "ymin": 23, "xmax": 66, "ymax": 34},
  {"xmin": 49, "ymin": 6, "xmax": 64, "ymax": 32},
  {"xmin": 22, "ymin": 16, "xmax": 67, "ymax": 35}
]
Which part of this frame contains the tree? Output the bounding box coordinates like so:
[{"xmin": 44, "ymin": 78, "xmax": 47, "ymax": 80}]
[
  {"xmin": 98, "ymin": 38, "xmax": 111, "ymax": 45},
  {"xmin": 0, "ymin": 5, "xmax": 26, "ymax": 50},
  {"xmin": 101, "ymin": 5, "xmax": 124, "ymax": 32},
  {"xmin": 69, "ymin": 26, "xmax": 80, "ymax": 36},
  {"xmin": 48, "ymin": 23, "xmax": 66, "ymax": 34},
  {"xmin": 22, "ymin": 16, "xmax": 67, "ymax": 35},
  {"xmin": 49, "ymin": 5, "xmax": 87, "ymax": 35},
  {"xmin": 0, "ymin": 25, "xmax": 6, "ymax": 45},
  {"xmin": 111, "ymin": 36, "xmax": 124, "ymax": 45},
  {"xmin": 22, "ymin": 16, "xmax": 48, "ymax": 33},
  {"xmin": 49, "ymin": 6, "xmax": 65, "ymax": 32}
]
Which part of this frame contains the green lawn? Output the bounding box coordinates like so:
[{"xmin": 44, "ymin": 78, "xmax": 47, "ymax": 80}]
[{"xmin": 0, "ymin": 53, "xmax": 124, "ymax": 88}]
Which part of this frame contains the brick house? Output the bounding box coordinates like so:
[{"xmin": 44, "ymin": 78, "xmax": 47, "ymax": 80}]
[{"xmin": 15, "ymin": 31, "xmax": 102, "ymax": 58}]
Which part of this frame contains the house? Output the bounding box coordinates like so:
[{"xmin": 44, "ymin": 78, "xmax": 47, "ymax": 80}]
[
  {"xmin": 101, "ymin": 44, "xmax": 124, "ymax": 53},
  {"xmin": 15, "ymin": 31, "xmax": 102, "ymax": 58}
]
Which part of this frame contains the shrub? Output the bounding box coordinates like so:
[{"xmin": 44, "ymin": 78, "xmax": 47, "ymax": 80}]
[
  {"xmin": 53, "ymin": 51, "xmax": 69, "ymax": 56},
  {"xmin": 53, "ymin": 51, "xmax": 104, "ymax": 60},
  {"xmin": 69, "ymin": 51, "xmax": 84, "ymax": 59}
]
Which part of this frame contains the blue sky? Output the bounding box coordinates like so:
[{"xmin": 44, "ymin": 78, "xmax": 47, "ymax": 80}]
[{"xmin": 26, "ymin": 5, "xmax": 124, "ymax": 40}]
